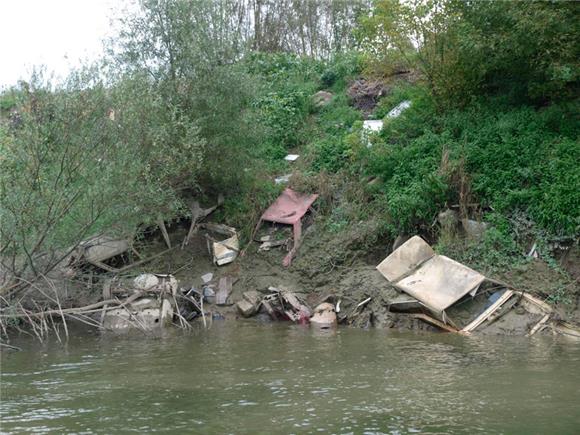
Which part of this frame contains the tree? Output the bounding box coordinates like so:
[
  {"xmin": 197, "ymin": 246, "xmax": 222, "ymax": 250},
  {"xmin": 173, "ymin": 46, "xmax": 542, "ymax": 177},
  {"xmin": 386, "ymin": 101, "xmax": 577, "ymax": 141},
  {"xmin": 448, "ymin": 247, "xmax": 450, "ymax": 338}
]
[{"xmin": 358, "ymin": 0, "xmax": 579, "ymax": 104}]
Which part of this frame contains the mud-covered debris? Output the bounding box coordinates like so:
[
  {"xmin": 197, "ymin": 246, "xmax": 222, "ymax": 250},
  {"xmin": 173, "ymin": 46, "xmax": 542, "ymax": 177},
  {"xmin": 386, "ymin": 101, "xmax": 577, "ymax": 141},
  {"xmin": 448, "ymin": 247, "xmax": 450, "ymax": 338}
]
[
  {"xmin": 347, "ymin": 78, "xmax": 387, "ymax": 115},
  {"xmin": 310, "ymin": 303, "xmax": 337, "ymax": 328},
  {"xmin": 103, "ymin": 298, "xmax": 174, "ymax": 330},
  {"xmin": 377, "ymin": 235, "xmax": 485, "ymax": 314},
  {"xmin": 376, "ymin": 235, "xmax": 580, "ymax": 336},
  {"xmin": 134, "ymin": 273, "xmax": 178, "ymax": 295},
  {"xmin": 254, "ymin": 287, "xmax": 311, "ymax": 323},
  {"xmin": 201, "ymin": 223, "xmax": 239, "ymax": 266},
  {"xmin": 102, "ymin": 273, "xmax": 179, "ymax": 330},
  {"xmin": 243, "ymin": 290, "xmax": 262, "ymax": 307},
  {"xmin": 258, "ymin": 235, "xmax": 288, "ymax": 252},
  {"xmin": 237, "ymin": 299, "xmax": 257, "ymax": 317},
  {"xmin": 216, "ymin": 277, "xmax": 232, "ymax": 305}
]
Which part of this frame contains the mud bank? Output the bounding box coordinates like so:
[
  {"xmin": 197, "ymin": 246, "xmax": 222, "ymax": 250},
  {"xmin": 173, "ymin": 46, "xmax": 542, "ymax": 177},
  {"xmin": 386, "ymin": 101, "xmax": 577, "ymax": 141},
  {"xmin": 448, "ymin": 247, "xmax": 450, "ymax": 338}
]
[{"xmin": 2, "ymin": 221, "xmax": 579, "ymax": 340}]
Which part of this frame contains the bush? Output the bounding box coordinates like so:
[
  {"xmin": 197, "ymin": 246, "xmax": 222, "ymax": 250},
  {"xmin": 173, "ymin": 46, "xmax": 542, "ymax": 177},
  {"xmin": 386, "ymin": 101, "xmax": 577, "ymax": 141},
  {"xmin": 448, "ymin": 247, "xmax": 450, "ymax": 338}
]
[{"xmin": 355, "ymin": 87, "xmax": 579, "ymax": 239}]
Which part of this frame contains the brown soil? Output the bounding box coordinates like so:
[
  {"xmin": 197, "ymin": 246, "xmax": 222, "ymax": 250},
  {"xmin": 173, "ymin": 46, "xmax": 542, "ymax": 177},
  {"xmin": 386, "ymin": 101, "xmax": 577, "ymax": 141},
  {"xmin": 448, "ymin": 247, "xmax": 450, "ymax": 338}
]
[{"xmin": 27, "ymin": 214, "xmax": 579, "ymax": 335}]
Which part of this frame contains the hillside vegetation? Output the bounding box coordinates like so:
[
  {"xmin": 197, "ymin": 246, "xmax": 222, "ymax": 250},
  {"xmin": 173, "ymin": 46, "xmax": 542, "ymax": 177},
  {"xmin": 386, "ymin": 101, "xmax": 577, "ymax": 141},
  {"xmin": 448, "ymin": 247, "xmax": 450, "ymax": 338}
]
[{"xmin": 1, "ymin": 0, "xmax": 578, "ymax": 304}]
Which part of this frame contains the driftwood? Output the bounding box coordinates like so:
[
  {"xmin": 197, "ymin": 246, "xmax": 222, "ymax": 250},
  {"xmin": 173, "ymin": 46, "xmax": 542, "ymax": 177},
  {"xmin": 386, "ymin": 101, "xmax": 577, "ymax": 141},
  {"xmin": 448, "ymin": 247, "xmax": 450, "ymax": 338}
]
[{"xmin": 0, "ymin": 292, "xmax": 143, "ymax": 320}]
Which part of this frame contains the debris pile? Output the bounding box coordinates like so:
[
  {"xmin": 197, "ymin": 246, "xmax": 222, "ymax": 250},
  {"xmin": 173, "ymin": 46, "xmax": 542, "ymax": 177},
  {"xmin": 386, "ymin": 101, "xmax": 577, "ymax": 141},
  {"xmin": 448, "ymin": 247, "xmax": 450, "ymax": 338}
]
[
  {"xmin": 347, "ymin": 78, "xmax": 387, "ymax": 115},
  {"xmin": 237, "ymin": 287, "xmax": 312, "ymax": 324},
  {"xmin": 102, "ymin": 273, "xmax": 178, "ymax": 330},
  {"xmin": 373, "ymin": 236, "xmax": 580, "ymax": 337},
  {"xmin": 201, "ymin": 223, "xmax": 239, "ymax": 266}
]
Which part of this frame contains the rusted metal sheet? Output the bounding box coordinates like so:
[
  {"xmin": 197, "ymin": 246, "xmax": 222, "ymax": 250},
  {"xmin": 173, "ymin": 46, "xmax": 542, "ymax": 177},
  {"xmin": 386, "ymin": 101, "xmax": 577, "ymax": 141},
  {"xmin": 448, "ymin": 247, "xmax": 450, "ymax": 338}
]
[
  {"xmin": 257, "ymin": 188, "xmax": 318, "ymax": 267},
  {"xmin": 260, "ymin": 188, "xmax": 318, "ymax": 226}
]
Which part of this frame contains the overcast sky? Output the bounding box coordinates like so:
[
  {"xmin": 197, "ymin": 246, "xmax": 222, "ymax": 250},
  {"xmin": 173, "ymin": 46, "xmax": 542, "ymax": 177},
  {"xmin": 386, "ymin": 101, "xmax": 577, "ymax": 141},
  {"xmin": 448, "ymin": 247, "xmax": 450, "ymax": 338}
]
[{"xmin": 0, "ymin": 0, "xmax": 122, "ymax": 89}]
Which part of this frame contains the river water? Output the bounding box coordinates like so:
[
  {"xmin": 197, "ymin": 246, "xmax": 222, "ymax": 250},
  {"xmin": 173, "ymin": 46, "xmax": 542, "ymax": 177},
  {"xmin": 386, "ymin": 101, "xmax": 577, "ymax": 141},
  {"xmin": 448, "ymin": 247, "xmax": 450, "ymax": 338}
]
[{"xmin": 1, "ymin": 322, "xmax": 580, "ymax": 434}]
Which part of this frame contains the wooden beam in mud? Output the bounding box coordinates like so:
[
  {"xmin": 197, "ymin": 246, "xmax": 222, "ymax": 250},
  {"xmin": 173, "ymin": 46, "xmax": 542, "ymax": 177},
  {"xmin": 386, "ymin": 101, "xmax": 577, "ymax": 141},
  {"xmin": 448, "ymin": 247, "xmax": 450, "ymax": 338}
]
[
  {"xmin": 462, "ymin": 290, "xmax": 514, "ymax": 333},
  {"xmin": 411, "ymin": 313, "xmax": 460, "ymax": 333},
  {"xmin": 528, "ymin": 314, "xmax": 550, "ymax": 336}
]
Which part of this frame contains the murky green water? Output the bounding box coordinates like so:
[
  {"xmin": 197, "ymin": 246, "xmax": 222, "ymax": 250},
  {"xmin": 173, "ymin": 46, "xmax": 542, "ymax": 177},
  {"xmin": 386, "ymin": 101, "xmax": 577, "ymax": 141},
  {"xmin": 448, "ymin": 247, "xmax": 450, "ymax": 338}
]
[{"xmin": 1, "ymin": 322, "xmax": 580, "ymax": 434}]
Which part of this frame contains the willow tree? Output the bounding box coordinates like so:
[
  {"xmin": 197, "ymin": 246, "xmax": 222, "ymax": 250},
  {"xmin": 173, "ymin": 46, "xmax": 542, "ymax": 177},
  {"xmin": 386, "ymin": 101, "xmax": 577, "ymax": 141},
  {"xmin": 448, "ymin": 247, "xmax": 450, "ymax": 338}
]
[{"xmin": 107, "ymin": 0, "xmax": 260, "ymax": 191}]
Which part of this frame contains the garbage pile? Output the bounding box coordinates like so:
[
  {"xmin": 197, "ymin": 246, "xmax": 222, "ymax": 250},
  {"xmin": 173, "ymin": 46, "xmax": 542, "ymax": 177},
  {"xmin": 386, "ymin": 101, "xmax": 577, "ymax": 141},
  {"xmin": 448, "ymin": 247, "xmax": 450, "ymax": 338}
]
[
  {"xmin": 373, "ymin": 236, "xmax": 580, "ymax": 337},
  {"xmin": 236, "ymin": 287, "xmax": 337, "ymax": 328},
  {"xmin": 235, "ymin": 236, "xmax": 579, "ymax": 337},
  {"xmin": 101, "ymin": 271, "xmax": 236, "ymax": 331},
  {"xmin": 102, "ymin": 273, "xmax": 178, "ymax": 330}
]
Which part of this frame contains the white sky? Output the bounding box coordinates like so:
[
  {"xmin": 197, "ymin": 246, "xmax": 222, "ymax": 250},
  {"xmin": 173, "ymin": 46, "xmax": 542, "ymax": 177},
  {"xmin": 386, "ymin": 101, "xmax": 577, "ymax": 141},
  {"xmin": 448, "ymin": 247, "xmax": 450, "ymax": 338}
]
[{"xmin": 0, "ymin": 0, "xmax": 123, "ymax": 89}]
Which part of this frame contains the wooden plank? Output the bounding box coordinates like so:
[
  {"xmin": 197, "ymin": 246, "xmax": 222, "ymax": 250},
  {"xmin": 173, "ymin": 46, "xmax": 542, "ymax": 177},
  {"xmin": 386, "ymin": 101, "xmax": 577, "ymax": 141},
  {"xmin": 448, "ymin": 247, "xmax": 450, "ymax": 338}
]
[
  {"xmin": 215, "ymin": 277, "xmax": 232, "ymax": 305},
  {"xmin": 528, "ymin": 314, "xmax": 550, "ymax": 336},
  {"xmin": 462, "ymin": 290, "xmax": 514, "ymax": 333},
  {"xmin": 521, "ymin": 293, "xmax": 553, "ymax": 313},
  {"xmin": 552, "ymin": 321, "xmax": 580, "ymax": 338},
  {"xmin": 411, "ymin": 313, "xmax": 459, "ymax": 333}
]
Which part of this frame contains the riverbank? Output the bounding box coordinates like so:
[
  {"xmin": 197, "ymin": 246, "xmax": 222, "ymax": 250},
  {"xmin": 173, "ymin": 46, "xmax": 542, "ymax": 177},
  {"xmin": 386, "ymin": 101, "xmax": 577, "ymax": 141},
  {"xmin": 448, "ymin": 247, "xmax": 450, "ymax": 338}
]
[{"xmin": 2, "ymin": 214, "xmax": 577, "ymax": 342}]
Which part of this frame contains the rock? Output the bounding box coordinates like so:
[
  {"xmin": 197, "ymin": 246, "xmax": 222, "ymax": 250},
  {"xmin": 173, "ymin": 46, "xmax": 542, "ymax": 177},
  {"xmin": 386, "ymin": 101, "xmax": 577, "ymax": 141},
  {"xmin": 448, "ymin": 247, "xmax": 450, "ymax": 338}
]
[
  {"xmin": 438, "ymin": 209, "xmax": 458, "ymax": 228},
  {"xmin": 133, "ymin": 273, "xmax": 178, "ymax": 295},
  {"xmin": 134, "ymin": 274, "xmax": 159, "ymax": 291},
  {"xmin": 310, "ymin": 302, "xmax": 337, "ymax": 328},
  {"xmin": 201, "ymin": 272, "xmax": 213, "ymax": 284},
  {"xmin": 462, "ymin": 219, "xmax": 488, "ymax": 240},
  {"xmin": 243, "ymin": 290, "xmax": 261, "ymax": 307},
  {"xmin": 203, "ymin": 286, "xmax": 215, "ymax": 304},
  {"xmin": 312, "ymin": 90, "xmax": 333, "ymax": 107},
  {"xmin": 235, "ymin": 290, "xmax": 262, "ymax": 317},
  {"xmin": 237, "ymin": 299, "xmax": 257, "ymax": 317}
]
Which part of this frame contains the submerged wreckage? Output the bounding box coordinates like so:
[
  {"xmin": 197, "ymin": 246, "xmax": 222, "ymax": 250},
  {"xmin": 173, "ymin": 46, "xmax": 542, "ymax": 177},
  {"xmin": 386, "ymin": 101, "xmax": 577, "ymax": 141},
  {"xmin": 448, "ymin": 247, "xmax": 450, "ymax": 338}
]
[
  {"xmin": 375, "ymin": 236, "xmax": 578, "ymax": 337},
  {"xmin": 42, "ymin": 229, "xmax": 578, "ymax": 337},
  {"xmin": 234, "ymin": 236, "xmax": 579, "ymax": 337}
]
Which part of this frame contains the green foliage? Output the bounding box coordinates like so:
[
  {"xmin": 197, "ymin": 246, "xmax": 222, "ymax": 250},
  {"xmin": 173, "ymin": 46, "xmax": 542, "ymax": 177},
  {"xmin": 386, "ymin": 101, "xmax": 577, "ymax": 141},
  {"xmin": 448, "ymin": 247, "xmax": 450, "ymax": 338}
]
[
  {"xmin": 0, "ymin": 70, "xmax": 206, "ymax": 280},
  {"xmin": 0, "ymin": 89, "xmax": 18, "ymax": 113},
  {"xmin": 254, "ymin": 90, "xmax": 311, "ymax": 148},
  {"xmin": 359, "ymin": 0, "xmax": 579, "ymax": 105},
  {"xmin": 310, "ymin": 137, "xmax": 352, "ymax": 172},
  {"xmin": 435, "ymin": 219, "xmax": 525, "ymax": 275},
  {"xmin": 245, "ymin": 52, "xmax": 324, "ymax": 82},
  {"xmin": 320, "ymin": 52, "xmax": 363, "ymax": 90},
  {"xmin": 355, "ymin": 89, "xmax": 580, "ymax": 239}
]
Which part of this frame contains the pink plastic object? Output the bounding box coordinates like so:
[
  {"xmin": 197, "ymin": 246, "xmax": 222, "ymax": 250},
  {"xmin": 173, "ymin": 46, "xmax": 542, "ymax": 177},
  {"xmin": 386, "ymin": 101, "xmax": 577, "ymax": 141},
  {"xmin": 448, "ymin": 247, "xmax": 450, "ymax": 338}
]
[{"xmin": 258, "ymin": 188, "xmax": 318, "ymax": 267}]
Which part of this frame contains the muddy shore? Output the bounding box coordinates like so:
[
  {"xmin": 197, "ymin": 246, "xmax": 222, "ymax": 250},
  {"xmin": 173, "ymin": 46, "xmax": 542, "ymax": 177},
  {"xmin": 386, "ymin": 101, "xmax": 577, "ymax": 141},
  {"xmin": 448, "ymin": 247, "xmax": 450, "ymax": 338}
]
[{"xmin": 3, "ymin": 220, "xmax": 579, "ymax": 340}]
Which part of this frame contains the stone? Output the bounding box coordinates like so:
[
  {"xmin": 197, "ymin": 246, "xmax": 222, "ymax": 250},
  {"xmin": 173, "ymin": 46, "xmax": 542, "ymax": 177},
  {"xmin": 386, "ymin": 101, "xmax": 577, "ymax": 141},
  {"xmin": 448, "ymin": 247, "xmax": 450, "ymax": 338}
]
[
  {"xmin": 310, "ymin": 302, "xmax": 337, "ymax": 328},
  {"xmin": 237, "ymin": 299, "xmax": 257, "ymax": 317},
  {"xmin": 243, "ymin": 290, "xmax": 262, "ymax": 307},
  {"xmin": 312, "ymin": 90, "xmax": 333, "ymax": 107},
  {"xmin": 438, "ymin": 209, "xmax": 459, "ymax": 230},
  {"xmin": 462, "ymin": 219, "xmax": 488, "ymax": 240}
]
